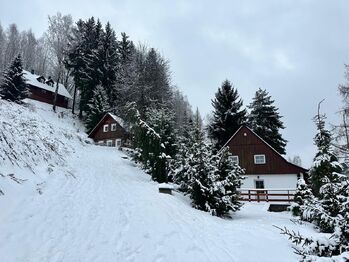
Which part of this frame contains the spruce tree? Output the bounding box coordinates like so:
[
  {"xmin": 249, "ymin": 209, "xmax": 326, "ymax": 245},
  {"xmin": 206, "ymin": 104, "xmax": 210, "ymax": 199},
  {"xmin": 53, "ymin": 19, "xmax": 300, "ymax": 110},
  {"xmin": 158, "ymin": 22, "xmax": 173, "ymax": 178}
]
[
  {"xmin": 290, "ymin": 178, "xmax": 314, "ymax": 217},
  {"xmin": 208, "ymin": 80, "xmax": 247, "ymax": 150},
  {"xmin": 310, "ymin": 112, "xmax": 342, "ymax": 196},
  {"xmin": 248, "ymin": 88, "xmax": 287, "ymax": 154},
  {"xmin": 85, "ymin": 85, "xmax": 109, "ymax": 132},
  {"xmin": 0, "ymin": 54, "xmax": 29, "ymax": 103},
  {"xmin": 100, "ymin": 22, "xmax": 119, "ymax": 107},
  {"xmin": 128, "ymin": 105, "xmax": 176, "ymax": 183},
  {"xmin": 189, "ymin": 140, "xmax": 216, "ymax": 213},
  {"xmin": 212, "ymin": 147, "xmax": 244, "ymax": 216}
]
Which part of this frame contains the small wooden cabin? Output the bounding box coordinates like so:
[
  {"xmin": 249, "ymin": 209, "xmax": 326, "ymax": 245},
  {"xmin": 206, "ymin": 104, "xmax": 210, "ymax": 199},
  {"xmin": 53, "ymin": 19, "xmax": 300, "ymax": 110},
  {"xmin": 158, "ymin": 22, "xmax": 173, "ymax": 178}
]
[
  {"xmin": 223, "ymin": 125, "xmax": 307, "ymax": 192},
  {"xmin": 88, "ymin": 113, "xmax": 128, "ymax": 147},
  {"xmin": 24, "ymin": 70, "xmax": 72, "ymax": 108}
]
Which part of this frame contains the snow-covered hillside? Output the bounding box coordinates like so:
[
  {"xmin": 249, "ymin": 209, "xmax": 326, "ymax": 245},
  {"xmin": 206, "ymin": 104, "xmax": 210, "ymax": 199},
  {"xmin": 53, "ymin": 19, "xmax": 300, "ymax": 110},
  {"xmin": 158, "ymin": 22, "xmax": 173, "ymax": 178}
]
[{"xmin": 0, "ymin": 100, "xmax": 317, "ymax": 262}]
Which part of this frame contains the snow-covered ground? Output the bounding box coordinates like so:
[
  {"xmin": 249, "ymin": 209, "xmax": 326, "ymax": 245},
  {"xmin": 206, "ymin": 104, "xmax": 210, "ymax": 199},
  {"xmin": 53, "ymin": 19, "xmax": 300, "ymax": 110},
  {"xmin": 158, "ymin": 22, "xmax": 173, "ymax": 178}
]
[{"xmin": 0, "ymin": 100, "xmax": 317, "ymax": 262}]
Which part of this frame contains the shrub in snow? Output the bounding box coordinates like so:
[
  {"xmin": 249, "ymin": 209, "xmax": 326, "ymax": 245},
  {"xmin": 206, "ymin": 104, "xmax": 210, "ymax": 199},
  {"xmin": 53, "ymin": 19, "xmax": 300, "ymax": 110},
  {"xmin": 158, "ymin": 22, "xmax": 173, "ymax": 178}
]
[{"xmin": 0, "ymin": 54, "xmax": 29, "ymax": 103}]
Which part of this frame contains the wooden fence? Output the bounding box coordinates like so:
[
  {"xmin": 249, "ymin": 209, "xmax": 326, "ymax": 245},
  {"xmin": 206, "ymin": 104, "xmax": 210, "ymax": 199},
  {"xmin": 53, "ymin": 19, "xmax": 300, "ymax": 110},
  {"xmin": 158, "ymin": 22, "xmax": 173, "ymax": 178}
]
[{"xmin": 238, "ymin": 189, "xmax": 296, "ymax": 203}]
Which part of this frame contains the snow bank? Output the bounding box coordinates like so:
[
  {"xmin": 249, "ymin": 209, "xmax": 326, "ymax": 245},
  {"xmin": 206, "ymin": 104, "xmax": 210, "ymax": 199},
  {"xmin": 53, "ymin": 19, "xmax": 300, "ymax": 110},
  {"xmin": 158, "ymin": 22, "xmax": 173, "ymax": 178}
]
[{"xmin": 0, "ymin": 99, "xmax": 88, "ymax": 172}]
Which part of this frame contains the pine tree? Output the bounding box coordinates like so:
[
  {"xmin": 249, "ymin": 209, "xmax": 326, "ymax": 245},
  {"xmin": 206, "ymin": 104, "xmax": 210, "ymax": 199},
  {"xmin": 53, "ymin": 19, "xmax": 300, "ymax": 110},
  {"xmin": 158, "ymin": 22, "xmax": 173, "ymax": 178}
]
[
  {"xmin": 189, "ymin": 140, "xmax": 217, "ymax": 213},
  {"xmin": 100, "ymin": 22, "xmax": 119, "ymax": 107},
  {"xmin": 208, "ymin": 80, "xmax": 247, "ymax": 150},
  {"xmin": 248, "ymin": 88, "xmax": 287, "ymax": 155},
  {"xmin": 310, "ymin": 111, "xmax": 342, "ymax": 196},
  {"xmin": 278, "ymin": 106, "xmax": 349, "ymax": 259},
  {"xmin": 128, "ymin": 105, "xmax": 176, "ymax": 183},
  {"xmin": 290, "ymin": 178, "xmax": 314, "ymax": 217},
  {"xmin": 85, "ymin": 85, "xmax": 109, "ymax": 131},
  {"xmin": 211, "ymin": 147, "xmax": 244, "ymax": 216},
  {"xmin": 0, "ymin": 54, "xmax": 29, "ymax": 103}
]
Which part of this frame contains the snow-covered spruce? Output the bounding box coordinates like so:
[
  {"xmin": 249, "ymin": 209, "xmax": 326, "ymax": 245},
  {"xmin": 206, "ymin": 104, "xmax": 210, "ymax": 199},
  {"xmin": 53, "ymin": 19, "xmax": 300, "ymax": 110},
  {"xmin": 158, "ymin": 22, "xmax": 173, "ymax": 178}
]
[
  {"xmin": 127, "ymin": 104, "xmax": 176, "ymax": 183},
  {"xmin": 247, "ymin": 88, "xmax": 287, "ymax": 155},
  {"xmin": 0, "ymin": 54, "xmax": 29, "ymax": 103},
  {"xmin": 207, "ymin": 79, "xmax": 246, "ymax": 150},
  {"xmin": 85, "ymin": 85, "xmax": 109, "ymax": 132},
  {"xmin": 280, "ymin": 113, "xmax": 349, "ymax": 260},
  {"xmin": 171, "ymin": 110, "xmax": 244, "ymax": 217}
]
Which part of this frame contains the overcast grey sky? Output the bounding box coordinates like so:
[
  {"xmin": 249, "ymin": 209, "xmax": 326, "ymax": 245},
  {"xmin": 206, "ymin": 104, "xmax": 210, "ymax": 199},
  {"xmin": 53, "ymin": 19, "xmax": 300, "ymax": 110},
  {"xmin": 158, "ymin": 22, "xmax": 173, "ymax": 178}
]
[{"xmin": 1, "ymin": 0, "xmax": 348, "ymax": 167}]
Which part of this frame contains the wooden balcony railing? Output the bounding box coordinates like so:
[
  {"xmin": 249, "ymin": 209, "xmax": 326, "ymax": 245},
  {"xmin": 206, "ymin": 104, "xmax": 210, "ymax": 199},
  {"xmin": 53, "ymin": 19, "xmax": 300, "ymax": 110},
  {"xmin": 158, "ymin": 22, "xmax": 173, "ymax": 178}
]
[{"xmin": 238, "ymin": 189, "xmax": 296, "ymax": 203}]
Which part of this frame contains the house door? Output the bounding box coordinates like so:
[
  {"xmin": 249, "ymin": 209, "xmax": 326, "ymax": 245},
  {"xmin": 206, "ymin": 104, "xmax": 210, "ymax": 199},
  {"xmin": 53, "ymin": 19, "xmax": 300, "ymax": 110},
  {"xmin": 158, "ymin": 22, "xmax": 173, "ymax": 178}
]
[
  {"xmin": 115, "ymin": 139, "xmax": 122, "ymax": 148},
  {"xmin": 255, "ymin": 180, "xmax": 265, "ymax": 201}
]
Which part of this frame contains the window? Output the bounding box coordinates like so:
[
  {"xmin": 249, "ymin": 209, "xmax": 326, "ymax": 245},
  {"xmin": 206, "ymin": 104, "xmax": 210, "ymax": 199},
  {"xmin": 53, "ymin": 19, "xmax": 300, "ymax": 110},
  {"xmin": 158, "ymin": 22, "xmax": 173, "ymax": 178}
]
[
  {"xmin": 254, "ymin": 154, "xmax": 266, "ymax": 164},
  {"xmin": 106, "ymin": 140, "xmax": 113, "ymax": 147},
  {"xmin": 230, "ymin": 155, "xmax": 239, "ymax": 165},
  {"xmin": 98, "ymin": 140, "xmax": 104, "ymax": 146},
  {"xmin": 103, "ymin": 124, "xmax": 109, "ymax": 132},
  {"xmin": 255, "ymin": 180, "xmax": 265, "ymax": 189},
  {"xmin": 115, "ymin": 139, "xmax": 122, "ymax": 147},
  {"xmin": 111, "ymin": 123, "xmax": 117, "ymax": 131}
]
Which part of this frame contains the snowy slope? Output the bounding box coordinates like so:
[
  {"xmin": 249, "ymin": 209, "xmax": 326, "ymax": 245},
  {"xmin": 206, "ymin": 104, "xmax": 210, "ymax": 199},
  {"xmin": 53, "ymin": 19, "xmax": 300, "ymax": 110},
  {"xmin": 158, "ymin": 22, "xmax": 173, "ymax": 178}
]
[{"xmin": 0, "ymin": 99, "xmax": 316, "ymax": 262}]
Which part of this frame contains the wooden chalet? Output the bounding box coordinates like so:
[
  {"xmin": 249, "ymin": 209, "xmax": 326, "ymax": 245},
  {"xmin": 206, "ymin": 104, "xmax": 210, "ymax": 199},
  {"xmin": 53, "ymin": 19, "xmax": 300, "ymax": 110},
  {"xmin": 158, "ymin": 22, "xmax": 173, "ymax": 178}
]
[
  {"xmin": 222, "ymin": 125, "xmax": 307, "ymax": 202},
  {"xmin": 24, "ymin": 70, "xmax": 72, "ymax": 108},
  {"xmin": 88, "ymin": 113, "xmax": 128, "ymax": 147}
]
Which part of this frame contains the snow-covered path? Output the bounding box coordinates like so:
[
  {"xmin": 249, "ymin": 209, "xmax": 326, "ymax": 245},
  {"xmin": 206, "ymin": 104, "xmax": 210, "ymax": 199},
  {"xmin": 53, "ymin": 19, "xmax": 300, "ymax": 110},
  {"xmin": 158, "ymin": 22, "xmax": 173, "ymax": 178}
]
[{"xmin": 0, "ymin": 144, "xmax": 311, "ymax": 262}]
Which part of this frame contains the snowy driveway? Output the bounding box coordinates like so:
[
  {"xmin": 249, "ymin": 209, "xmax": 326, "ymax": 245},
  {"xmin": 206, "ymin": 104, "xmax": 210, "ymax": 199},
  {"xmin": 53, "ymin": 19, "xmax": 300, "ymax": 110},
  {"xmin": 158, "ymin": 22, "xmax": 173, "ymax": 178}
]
[{"xmin": 0, "ymin": 146, "xmax": 307, "ymax": 262}]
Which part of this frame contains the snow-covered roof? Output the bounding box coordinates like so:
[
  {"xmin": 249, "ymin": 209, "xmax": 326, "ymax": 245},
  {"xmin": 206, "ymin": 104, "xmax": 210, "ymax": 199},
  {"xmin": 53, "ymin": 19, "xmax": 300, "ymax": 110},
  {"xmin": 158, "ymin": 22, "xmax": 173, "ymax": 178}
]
[
  {"xmin": 109, "ymin": 113, "xmax": 126, "ymax": 129},
  {"xmin": 23, "ymin": 70, "xmax": 72, "ymax": 99},
  {"xmin": 88, "ymin": 112, "xmax": 127, "ymax": 137}
]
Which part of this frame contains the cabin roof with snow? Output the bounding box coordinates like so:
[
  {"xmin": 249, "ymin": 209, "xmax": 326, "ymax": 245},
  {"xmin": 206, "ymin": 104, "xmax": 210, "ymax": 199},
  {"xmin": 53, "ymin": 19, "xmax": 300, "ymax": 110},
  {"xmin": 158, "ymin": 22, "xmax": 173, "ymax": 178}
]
[
  {"xmin": 23, "ymin": 70, "xmax": 72, "ymax": 99},
  {"xmin": 88, "ymin": 112, "xmax": 127, "ymax": 138},
  {"xmin": 223, "ymin": 125, "xmax": 307, "ymax": 175}
]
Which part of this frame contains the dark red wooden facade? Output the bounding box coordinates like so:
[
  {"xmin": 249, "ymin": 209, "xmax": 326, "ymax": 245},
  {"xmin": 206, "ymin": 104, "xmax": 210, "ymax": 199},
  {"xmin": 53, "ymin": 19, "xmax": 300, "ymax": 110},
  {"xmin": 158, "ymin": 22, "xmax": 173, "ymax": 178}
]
[
  {"xmin": 28, "ymin": 85, "xmax": 69, "ymax": 108},
  {"xmin": 88, "ymin": 113, "xmax": 128, "ymax": 147},
  {"xmin": 225, "ymin": 126, "xmax": 307, "ymax": 175}
]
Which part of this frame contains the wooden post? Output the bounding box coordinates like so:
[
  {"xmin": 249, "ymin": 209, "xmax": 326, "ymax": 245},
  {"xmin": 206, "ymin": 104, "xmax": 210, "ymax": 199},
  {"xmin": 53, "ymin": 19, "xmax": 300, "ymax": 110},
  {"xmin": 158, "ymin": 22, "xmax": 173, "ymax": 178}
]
[
  {"xmin": 266, "ymin": 190, "xmax": 269, "ymax": 202},
  {"xmin": 248, "ymin": 190, "xmax": 251, "ymax": 202},
  {"xmin": 287, "ymin": 190, "xmax": 290, "ymax": 202}
]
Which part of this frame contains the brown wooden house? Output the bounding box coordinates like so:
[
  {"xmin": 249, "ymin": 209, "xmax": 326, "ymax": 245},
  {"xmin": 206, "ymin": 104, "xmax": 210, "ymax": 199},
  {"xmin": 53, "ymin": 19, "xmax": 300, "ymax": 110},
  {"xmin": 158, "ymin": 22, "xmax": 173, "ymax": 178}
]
[
  {"xmin": 223, "ymin": 125, "xmax": 307, "ymax": 192},
  {"xmin": 24, "ymin": 70, "xmax": 72, "ymax": 108},
  {"xmin": 88, "ymin": 113, "xmax": 128, "ymax": 147}
]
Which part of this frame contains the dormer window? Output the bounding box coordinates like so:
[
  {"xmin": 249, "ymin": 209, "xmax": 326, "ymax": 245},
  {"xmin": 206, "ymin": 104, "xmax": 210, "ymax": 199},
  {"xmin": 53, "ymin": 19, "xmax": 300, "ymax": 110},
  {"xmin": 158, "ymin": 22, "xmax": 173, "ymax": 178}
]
[
  {"xmin": 254, "ymin": 154, "xmax": 266, "ymax": 164},
  {"xmin": 103, "ymin": 124, "xmax": 109, "ymax": 132},
  {"xmin": 36, "ymin": 76, "xmax": 46, "ymax": 83}
]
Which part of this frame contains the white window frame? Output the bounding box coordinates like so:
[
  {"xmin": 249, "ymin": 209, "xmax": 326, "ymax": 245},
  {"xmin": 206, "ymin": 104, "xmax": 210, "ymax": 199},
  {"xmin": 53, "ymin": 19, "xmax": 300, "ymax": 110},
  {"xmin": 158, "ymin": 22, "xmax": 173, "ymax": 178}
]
[
  {"xmin": 115, "ymin": 139, "xmax": 122, "ymax": 147},
  {"xmin": 254, "ymin": 154, "xmax": 266, "ymax": 164},
  {"xmin": 98, "ymin": 140, "xmax": 104, "ymax": 145},
  {"xmin": 111, "ymin": 123, "xmax": 117, "ymax": 131},
  {"xmin": 103, "ymin": 124, "xmax": 109, "ymax": 132},
  {"xmin": 106, "ymin": 140, "xmax": 113, "ymax": 147},
  {"xmin": 230, "ymin": 155, "xmax": 239, "ymax": 165}
]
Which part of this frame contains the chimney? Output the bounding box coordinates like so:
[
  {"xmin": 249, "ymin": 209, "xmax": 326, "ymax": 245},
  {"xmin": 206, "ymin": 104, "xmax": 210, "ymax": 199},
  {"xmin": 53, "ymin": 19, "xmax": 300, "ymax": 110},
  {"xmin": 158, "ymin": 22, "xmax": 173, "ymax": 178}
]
[{"xmin": 31, "ymin": 69, "xmax": 35, "ymax": 74}]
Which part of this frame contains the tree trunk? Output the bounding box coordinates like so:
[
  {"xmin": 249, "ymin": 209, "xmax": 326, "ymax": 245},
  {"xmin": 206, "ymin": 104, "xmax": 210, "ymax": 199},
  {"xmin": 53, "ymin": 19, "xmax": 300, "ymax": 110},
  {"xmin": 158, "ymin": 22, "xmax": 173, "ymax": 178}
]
[
  {"xmin": 72, "ymin": 84, "xmax": 77, "ymax": 115},
  {"xmin": 53, "ymin": 71, "xmax": 60, "ymax": 112}
]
